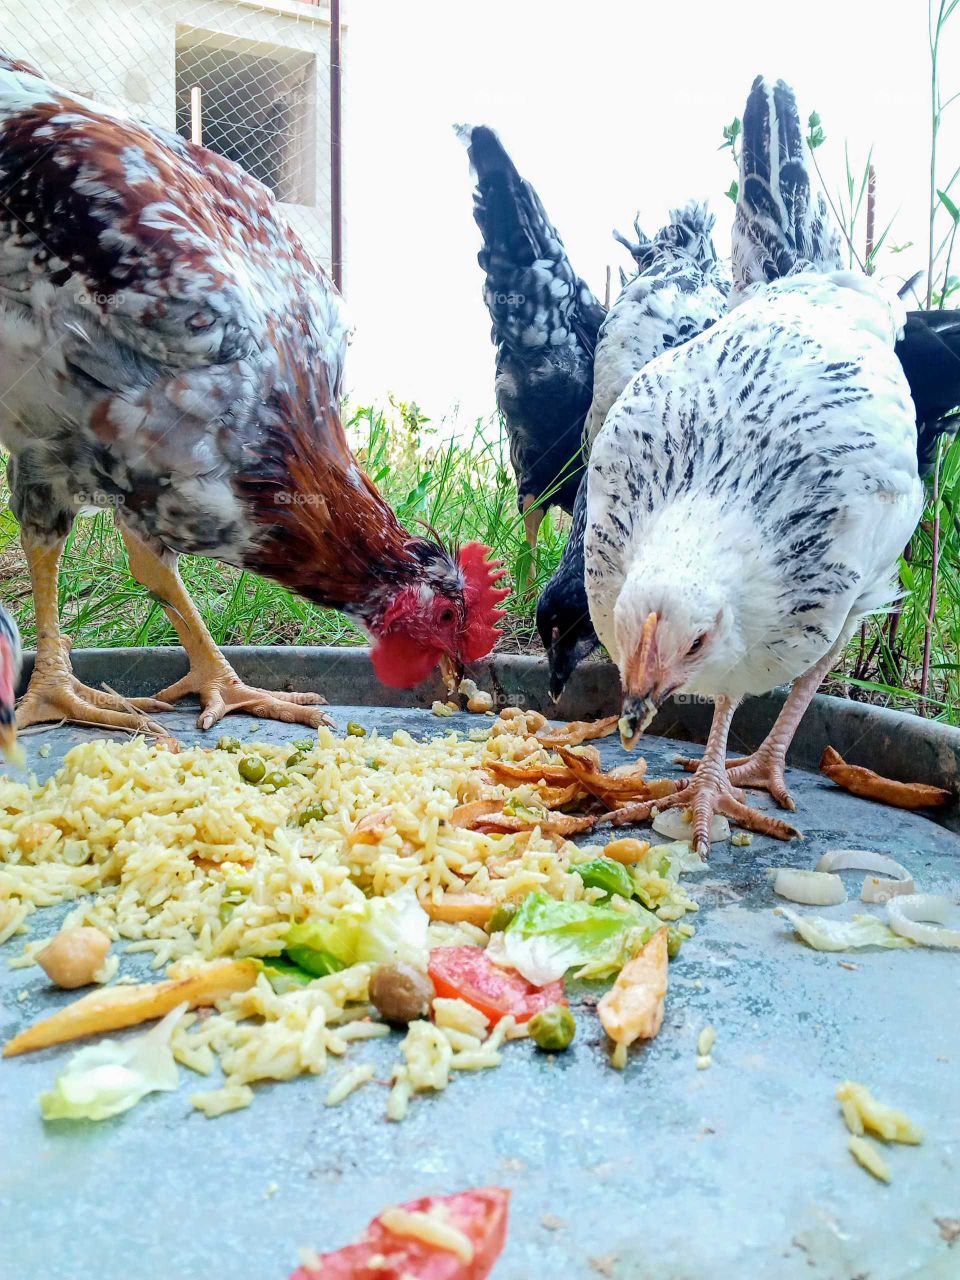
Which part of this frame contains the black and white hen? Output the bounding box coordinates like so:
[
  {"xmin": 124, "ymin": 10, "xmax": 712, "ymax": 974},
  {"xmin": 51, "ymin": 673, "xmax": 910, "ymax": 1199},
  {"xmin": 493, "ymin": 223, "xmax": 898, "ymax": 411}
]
[
  {"xmin": 456, "ymin": 125, "xmax": 606, "ymax": 558},
  {"xmin": 537, "ymin": 203, "xmax": 730, "ymax": 698},
  {"xmin": 586, "ymin": 75, "xmax": 951, "ymax": 855}
]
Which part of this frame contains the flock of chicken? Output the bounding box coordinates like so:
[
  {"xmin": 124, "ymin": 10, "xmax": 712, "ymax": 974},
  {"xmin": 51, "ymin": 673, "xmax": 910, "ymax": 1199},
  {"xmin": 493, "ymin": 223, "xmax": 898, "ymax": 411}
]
[{"xmin": 0, "ymin": 54, "xmax": 957, "ymax": 851}]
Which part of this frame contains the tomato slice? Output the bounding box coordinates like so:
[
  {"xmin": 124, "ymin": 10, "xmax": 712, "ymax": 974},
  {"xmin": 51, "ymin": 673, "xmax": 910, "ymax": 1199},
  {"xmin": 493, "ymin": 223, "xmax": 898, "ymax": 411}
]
[
  {"xmin": 290, "ymin": 1186, "xmax": 510, "ymax": 1280},
  {"xmin": 428, "ymin": 946, "xmax": 565, "ymax": 1025}
]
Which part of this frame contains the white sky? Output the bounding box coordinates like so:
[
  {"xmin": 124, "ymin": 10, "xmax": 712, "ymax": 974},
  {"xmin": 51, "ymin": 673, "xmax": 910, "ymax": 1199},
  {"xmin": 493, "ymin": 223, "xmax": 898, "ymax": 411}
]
[{"xmin": 342, "ymin": 0, "xmax": 958, "ymax": 428}]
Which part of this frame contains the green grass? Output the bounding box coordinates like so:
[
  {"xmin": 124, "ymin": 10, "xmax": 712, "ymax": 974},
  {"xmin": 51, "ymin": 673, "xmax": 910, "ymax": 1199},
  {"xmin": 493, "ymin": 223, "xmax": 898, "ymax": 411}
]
[{"xmin": 1, "ymin": 402, "xmax": 959, "ymax": 724}]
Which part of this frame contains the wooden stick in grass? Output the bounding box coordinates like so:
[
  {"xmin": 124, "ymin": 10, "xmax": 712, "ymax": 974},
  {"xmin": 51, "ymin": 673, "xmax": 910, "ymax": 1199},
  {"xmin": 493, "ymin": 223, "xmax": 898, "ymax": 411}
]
[
  {"xmin": 819, "ymin": 747, "xmax": 952, "ymax": 811},
  {"xmin": 3, "ymin": 958, "xmax": 259, "ymax": 1057}
]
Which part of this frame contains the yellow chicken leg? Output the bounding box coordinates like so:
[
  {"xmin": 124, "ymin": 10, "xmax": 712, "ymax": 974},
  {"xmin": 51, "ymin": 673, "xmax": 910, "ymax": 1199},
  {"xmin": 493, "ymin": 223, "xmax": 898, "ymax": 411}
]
[
  {"xmin": 16, "ymin": 538, "xmax": 172, "ymax": 733},
  {"xmin": 121, "ymin": 528, "xmax": 331, "ymax": 731}
]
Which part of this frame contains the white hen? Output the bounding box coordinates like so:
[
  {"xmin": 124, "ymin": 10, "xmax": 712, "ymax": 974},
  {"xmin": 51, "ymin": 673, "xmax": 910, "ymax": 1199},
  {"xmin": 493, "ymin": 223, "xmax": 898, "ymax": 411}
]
[{"xmin": 584, "ymin": 77, "xmax": 922, "ymax": 854}]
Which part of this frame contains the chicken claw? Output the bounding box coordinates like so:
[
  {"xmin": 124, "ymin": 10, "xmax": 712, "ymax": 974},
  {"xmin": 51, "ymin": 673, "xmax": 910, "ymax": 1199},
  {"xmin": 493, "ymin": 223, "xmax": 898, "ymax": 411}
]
[
  {"xmin": 662, "ymin": 772, "xmax": 800, "ymax": 856},
  {"xmin": 155, "ymin": 661, "xmax": 332, "ymax": 732},
  {"xmin": 17, "ymin": 640, "xmax": 172, "ymax": 735},
  {"xmin": 674, "ymin": 749, "xmax": 796, "ymax": 811}
]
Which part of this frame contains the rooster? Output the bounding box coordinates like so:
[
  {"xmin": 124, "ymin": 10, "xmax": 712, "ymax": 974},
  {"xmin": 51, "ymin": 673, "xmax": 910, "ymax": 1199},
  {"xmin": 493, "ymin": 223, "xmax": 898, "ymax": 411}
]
[
  {"xmin": 537, "ymin": 204, "xmax": 730, "ymax": 699},
  {"xmin": 0, "ymin": 54, "xmax": 508, "ymax": 733},
  {"xmin": 456, "ymin": 124, "xmax": 606, "ymax": 562},
  {"xmin": 586, "ymin": 76, "xmax": 960, "ymax": 854}
]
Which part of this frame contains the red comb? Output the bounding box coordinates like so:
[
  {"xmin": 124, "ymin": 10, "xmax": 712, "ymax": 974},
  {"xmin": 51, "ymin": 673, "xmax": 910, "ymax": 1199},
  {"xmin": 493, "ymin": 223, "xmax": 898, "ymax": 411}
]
[{"xmin": 458, "ymin": 542, "xmax": 510, "ymax": 662}]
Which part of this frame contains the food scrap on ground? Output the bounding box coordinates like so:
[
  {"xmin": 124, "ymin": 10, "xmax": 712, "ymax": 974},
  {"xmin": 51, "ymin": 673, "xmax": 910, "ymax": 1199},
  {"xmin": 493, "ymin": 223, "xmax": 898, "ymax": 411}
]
[
  {"xmin": 0, "ymin": 711, "xmax": 703, "ymax": 1119},
  {"xmin": 598, "ymin": 926, "xmax": 669, "ymax": 1068},
  {"xmin": 819, "ymin": 747, "xmax": 952, "ymax": 810},
  {"xmin": 289, "ymin": 1186, "xmax": 510, "ymax": 1280}
]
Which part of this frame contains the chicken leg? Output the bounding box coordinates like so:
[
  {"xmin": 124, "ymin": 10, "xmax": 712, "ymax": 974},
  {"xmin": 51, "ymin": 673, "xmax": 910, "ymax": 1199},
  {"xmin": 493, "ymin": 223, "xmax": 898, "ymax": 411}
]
[
  {"xmin": 657, "ymin": 695, "xmax": 801, "ymax": 856},
  {"xmin": 16, "ymin": 538, "xmax": 172, "ymax": 733},
  {"xmin": 675, "ymin": 647, "xmax": 840, "ymax": 811},
  {"xmin": 121, "ymin": 527, "xmax": 332, "ymax": 731}
]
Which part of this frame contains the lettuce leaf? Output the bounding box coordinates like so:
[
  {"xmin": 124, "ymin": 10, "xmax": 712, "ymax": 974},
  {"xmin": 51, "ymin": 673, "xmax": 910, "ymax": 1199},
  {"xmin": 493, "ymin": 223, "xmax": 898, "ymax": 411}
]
[
  {"xmin": 285, "ymin": 888, "xmax": 429, "ymax": 973},
  {"xmin": 39, "ymin": 1003, "xmax": 185, "ymax": 1122},
  {"xmin": 775, "ymin": 907, "xmax": 914, "ymax": 952},
  {"xmin": 497, "ymin": 892, "xmax": 659, "ymax": 985}
]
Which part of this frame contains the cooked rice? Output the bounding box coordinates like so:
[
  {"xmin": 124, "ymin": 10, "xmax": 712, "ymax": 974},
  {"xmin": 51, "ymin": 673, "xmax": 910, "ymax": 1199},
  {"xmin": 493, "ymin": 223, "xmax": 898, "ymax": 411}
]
[{"xmin": 0, "ymin": 720, "xmax": 699, "ymax": 1116}]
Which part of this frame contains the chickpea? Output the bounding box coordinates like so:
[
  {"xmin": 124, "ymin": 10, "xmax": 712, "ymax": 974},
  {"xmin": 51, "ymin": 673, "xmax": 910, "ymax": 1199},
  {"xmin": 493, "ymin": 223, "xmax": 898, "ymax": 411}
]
[
  {"xmin": 369, "ymin": 963, "xmax": 434, "ymax": 1025},
  {"xmin": 37, "ymin": 926, "xmax": 111, "ymax": 989}
]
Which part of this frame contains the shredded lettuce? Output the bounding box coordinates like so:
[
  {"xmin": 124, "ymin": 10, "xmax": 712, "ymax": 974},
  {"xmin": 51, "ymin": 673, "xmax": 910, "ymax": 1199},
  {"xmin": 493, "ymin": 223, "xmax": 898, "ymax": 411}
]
[
  {"xmin": 39, "ymin": 1003, "xmax": 185, "ymax": 1122},
  {"xmin": 649, "ymin": 840, "xmax": 708, "ymax": 880},
  {"xmin": 775, "ymin": 907, "xmax": 914, "ymax": 952},
  {"xmin": 495, "ymin": 892, "xmax": 659, "ymax": 985},
  {"xmin": 285, "ymin": 887, "xmax": 429, "ymax": 973}
]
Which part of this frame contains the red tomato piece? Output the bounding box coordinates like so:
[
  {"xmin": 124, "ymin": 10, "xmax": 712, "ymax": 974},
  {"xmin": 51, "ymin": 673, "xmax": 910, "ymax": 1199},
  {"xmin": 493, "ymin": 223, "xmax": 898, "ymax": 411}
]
[
  {"xmin": 427, "ymin": 946, "xmax": 565, "ymax": 1025},
  {"xmin": 290, "ymin": 1186, "xmax": 510, "ymax": 1280}
]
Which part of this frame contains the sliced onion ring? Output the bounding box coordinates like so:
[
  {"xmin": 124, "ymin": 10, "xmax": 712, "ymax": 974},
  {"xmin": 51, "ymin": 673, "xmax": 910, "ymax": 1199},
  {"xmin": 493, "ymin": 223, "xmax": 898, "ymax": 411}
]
[
  {"xmin": 772, "ymin": 868, "xmax": 847, "ymax": 906},
  {"xmin": 887, "ymin": 894, "xmax": 960, "ymax": 949},
  {"xmin": 815, "ymin": 848, "xmax": 915, "ymax": 904}
]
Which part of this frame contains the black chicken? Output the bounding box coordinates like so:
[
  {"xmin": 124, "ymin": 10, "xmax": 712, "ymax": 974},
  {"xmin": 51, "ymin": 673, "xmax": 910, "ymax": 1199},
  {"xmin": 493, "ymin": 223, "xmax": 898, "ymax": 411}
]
[{"xmin": 456, "ymin": 125, "xmax": 606, "ymax": 561}]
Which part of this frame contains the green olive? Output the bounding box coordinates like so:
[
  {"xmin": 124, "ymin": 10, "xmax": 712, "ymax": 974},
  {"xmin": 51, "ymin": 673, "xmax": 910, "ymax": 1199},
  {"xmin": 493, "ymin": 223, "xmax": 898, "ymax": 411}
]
[
  {"xmin": 285, "ymin": 750, "xmax": 307, "ymax": 768},
  {"xmin": 263, "ymin": 770, "xmax": 291, "ymax": 790},
  {"xmin": 346, "ymin": 721, "xmax": 367, "ymax": 738},
  {"xmin": 528, "ymin": 1004, "xmax": 576, "ymax": 1052},
  {"xmin": 487, "ymin": 902, "xmax": 519, "ymax": 934},
  {"xmin": 296, "ymin": 805, "xmax": 326, "ymax": 827},
  {"xmin": 217, "ymin": 735, "xmax": 242, "ymax": 752},
  {"xmin": 238, "ymin": 755, "xmax": 266, "ymax": 784}
]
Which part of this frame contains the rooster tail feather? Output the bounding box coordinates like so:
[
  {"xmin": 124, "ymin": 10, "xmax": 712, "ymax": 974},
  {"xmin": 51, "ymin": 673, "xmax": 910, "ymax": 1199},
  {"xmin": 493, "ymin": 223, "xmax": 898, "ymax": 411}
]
[
  {"xmin": 456, "ymin": 123, "xmax": 604, "ymax": 355},
  {"xmin": 615, "ymin": 200, "xmax": 718, "ymax": 279},
  {"xmin": 897, "ymin": 309, "xmax": 960, "ymax": 473},
  {"xmin": 733, "ymin": 75, "xmax": 841, "ymax": 295}
]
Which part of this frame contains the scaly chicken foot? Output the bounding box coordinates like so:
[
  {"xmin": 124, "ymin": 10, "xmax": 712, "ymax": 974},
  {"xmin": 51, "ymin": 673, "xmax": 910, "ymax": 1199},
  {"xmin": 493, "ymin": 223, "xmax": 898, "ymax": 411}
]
[
  {"xmin": 665, "ymin": 695, "xmax": 800, "ymax": 855},
  {"xmin": 16, "ymin": 540, "xmax": 171, "ymax": 734},
  {"xmin": 155, "ymin": 660, "xmax": 331, "ymax": 732},
  {"xmin": 17, "ymin": 637, "xmax": 173, "ymax": 733},
  {"xmin": 673, "ymin": 648, "xmax": 839, "ymax": 812},
  {"xmin": 121, "ymin": 527, "xmax": 331, "ymax": 732}
]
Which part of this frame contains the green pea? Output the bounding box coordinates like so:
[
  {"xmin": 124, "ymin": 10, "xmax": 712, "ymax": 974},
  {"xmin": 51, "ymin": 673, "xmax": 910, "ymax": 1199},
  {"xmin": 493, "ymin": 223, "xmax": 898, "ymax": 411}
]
[
  {"xmin": 238, "ymin": 755, "xmax": 266, "ymax": 784},
  {"xmin": 528, "ymin": 1005, "xmax": 576, "ymax": 1052},
  {"xmin": 292, "ymin": 739, "xmax": 315, "ymax": 752},
  {"xmin": 346, "ymin": 721, "xmax": 367, "ymax": 738},
  {"xmin": 286, "ymin": 750, "xmax": 307, "ymax": 768},
  {"xmin": 217, "ymin": 736, "xmax": 242, "ymax": 752},
  {"xmin": 487, "ymin": 902, "xmax": 519, "ymax": 933},
  {"xmin": 263, "ymin": 770, "xmax": 291, "ymax": 790},
  {"xmin": 296, "ymin": 805, "xmax": 326, "ymax": 827}
]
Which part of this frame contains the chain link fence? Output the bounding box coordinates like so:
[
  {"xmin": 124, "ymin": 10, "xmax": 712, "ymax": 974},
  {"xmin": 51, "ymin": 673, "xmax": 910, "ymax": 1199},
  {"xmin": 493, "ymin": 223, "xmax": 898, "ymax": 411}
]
[{"xmin": 4, "ymin": 0, "xmax": 337, "ymax": 271}]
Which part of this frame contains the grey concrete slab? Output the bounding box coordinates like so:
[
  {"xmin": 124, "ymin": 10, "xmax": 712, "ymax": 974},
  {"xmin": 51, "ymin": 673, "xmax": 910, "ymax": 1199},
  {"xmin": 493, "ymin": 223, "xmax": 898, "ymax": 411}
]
[{"xmin": 1, "ymin": 705, "xmax": 959, "ymax": 1280}]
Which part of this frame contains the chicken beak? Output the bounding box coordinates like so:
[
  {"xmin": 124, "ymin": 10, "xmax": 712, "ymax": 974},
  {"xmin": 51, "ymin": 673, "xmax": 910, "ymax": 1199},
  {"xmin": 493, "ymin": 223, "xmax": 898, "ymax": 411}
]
[
  {"xmin": 439, "ymin": 652, "xmax": 463, "ymax": 699},
  {"xmin": 619, "ymin": 612, "xmax": 662, "ymax": 750}
]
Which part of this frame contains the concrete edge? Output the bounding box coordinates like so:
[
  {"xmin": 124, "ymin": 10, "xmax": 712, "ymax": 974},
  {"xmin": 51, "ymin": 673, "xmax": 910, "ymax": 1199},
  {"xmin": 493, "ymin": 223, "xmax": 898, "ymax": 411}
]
[{"xmin": 17, "ymin": 644, "xmax": 960, "ymax": 813}]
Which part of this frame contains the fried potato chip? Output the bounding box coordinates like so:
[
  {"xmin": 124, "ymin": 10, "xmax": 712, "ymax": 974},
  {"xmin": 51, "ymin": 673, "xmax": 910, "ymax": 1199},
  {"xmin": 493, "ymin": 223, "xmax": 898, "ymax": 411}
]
[{"xmin": 536, "ymin": 715, "xmax": 619, "ymax": 748}]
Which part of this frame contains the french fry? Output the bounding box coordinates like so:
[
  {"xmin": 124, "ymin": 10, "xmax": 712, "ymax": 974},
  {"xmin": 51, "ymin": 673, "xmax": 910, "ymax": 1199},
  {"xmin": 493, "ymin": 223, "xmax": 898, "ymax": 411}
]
[
  {"xmin": 598, "ymin": 927, "xmax": 669, "ymax": 1065},
  {"xmin": 536, "ymin": 715, "xmax": 619, "ymax": 748},
  {"xmin": 418, "ymin": 891, "xmax": 496, "ymax": 927},
  {"xmin": 820, "ymin": 747, "xmax": 952, "ymax": 810},
  {"xmin": 3, "ymin": 958, "xmax": 259, "ymax": 1057}
]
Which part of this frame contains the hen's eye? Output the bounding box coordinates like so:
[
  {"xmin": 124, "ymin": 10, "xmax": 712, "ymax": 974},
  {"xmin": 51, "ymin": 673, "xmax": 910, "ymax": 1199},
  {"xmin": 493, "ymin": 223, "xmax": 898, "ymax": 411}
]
[
  {"xmin": 438, "ymin": 608, "xmax": 455, "ymax": 624},
  {"xmin": 688, "ymin": 634, "xmax": 707, "ymax": 655}
]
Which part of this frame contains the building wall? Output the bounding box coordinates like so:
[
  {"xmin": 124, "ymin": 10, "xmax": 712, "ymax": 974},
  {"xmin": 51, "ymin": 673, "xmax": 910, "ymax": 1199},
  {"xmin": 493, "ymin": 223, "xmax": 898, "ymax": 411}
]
[{"xmin": 4, "ymin": 0, "xmax": 337, "ymax": 270}]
